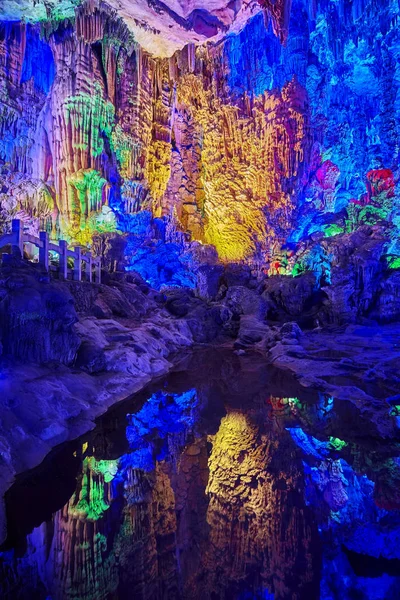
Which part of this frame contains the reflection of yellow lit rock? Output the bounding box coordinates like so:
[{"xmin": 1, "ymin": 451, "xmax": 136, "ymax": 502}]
[
  {"xmin": 197, "ymin": 411, "xmax": 318, "ymax": 598},
  {"xmin": 207, "ymin": 412, "xmax": 273, "ymax": 513}
]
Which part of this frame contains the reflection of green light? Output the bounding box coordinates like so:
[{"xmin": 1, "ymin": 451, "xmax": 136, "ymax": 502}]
[
  {"xmin": 389, "ymin": 405, "xmax": 400, "ymax": 416},
  {"xmin": 70, "ymin": 457, "xmax": 118, "ymax": 521},
  {"xmin": 323, "ymin": 224, "xmax": 344, "ymax": 237},
  {"xmin": 328, "ymin": 437, "xmax": 347, "ymax": 451},
  {"xmin": 388, "ymin": 257, "xmax": 400, "ymax": 270},
  {"xmin": 288, "ymin": 397, "xmax": 302, "ymax": 409}
]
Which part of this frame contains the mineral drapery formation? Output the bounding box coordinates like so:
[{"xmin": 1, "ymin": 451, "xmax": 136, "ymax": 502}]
[
  {"xmin": 1, "ymin": 0, "xmax": 399, "ymax": 288},
  {"xmin": 0, "ymin": 3, "xmax": 308, "ymax": 262},
  {"xmin": 258, "ymin": 0, "xmax": 292, "ymax": 43},
  {"xmin": 2, "ymin": 2, "xmax": 400, "ymax": 598}
]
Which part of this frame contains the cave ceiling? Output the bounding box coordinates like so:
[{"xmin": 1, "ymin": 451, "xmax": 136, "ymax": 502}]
[{"xmin": 0, "ymin": 0, "xmax": 284, "ymax": 56}]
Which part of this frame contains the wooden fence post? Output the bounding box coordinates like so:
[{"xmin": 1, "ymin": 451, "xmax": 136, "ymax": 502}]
[
  {"xmin": 39, "ymin": 231, "xmax": 49, "ymax": 270},
  {"xmin": 1, "ymin": 224, "xmax": 101, "ymax": 285},
  {"xmin": 12, "ymin": 219, "xmax": 23, "ymax": 256},
  {"xmin": 96, "ymin": 259, "xmax": 101, "ymax": 283},
  {"xmin": 88, "ymin": 252, "xmax": 93, "ymax": 283},
  {"xmin": 59, "ymin": 240, "xmax": 68, "ymax": 280},
  {"xmin": 74, "ymin": 247, "xmax": 82, "ymax": 281}
]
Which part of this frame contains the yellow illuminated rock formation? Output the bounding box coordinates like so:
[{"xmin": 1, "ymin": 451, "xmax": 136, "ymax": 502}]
[
  {"xmin": 168, "ymin": 69, "xmax": 307, "ymax": 261},
  {"xmin": 0, "ymin": 5, "xmax": 308, "ymax": 262}
]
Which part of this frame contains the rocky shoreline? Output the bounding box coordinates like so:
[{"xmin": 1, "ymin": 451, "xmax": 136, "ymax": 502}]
[
  {"xmin": 0, "ymin": 258, "xmax": 196, "ymax": 543},
  {"xmin": 2, "ymin": 229, "xmax": 400, "ymax": 543}
]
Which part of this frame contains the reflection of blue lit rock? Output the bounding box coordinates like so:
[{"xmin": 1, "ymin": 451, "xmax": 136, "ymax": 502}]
[
  {"xmin": 290, "ymin": 424, "xmax": 400, "ymax": 598},
  {"xmin": 124, "ymin": 389, "xmax": 198, "ymax": 472},
  {"xmin": 127, "ymin": 389, "xmax": 198, "ymax": 440},
  {"xmin": 288, "ymin": 427, "xmax": 349, "ymax": 510},
  {"xmin": 319, "ymin": 460, "xmax": 400, "ymax": 600}
]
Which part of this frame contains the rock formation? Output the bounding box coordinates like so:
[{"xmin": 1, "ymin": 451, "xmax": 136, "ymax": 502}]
[
  {"xmin": 1, "ymin": 0, "xmax": 398, "ymax": 293},
  {"xmin": 1, "ymin": 2, "xmax": 400, "ymax": 597},
  {"xmin": 2, "ymin": 348, "xmax": 400, "ymax": 599}
]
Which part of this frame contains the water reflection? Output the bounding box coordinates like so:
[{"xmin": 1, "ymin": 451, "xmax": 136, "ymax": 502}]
[{"xmin": 1, "ymin": 349, "xmax": 400, "ymax": 599}]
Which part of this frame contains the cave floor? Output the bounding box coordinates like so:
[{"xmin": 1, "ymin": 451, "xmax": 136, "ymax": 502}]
[
  {"xmin": 1, "ymin": 343, "xmax": 400, "ymax": 599},
  {"xmin": 269, "ymin": 322, "xmax": 400, "ymax": 405}
]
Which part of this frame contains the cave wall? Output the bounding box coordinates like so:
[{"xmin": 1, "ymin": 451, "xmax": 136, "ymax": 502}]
[{"xmin": 0, "ymin": 0, "xmax": 399, "ymax": 274}]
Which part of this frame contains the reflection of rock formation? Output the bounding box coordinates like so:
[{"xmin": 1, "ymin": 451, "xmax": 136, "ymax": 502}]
[
  {"xmin": 0, "ymin": 457, "xmax": 179, "ymax": 600},
  {"xmin": 164, "ymin": 438, "xmax": 210, "ymax": 589},
  {"xmin": 0, "ymin": 454, "xmax": 122, "ymax": 600},
  {"xmin": 117, "ymin": 465, "xmax": 179, "ymax": 600},
  {"xmin": 194, "ymin": 411, "xmax": 320, "ymax": 599},
  {"xmin": 3, "ymin": 364, "xmax": 400, "ymax": 600},
  {"xmin": 46, "ymin": 456, "xmax": 121, "ymax": 600}
]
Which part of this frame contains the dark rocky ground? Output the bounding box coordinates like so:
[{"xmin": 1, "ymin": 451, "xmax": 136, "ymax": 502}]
[{"xmin": 1, "ymin": 225, "xmax": 400, "ymax": 543}]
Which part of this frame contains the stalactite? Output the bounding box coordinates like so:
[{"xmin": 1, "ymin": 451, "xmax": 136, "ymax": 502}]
[
  {"xmin": 0, "ymin": 0, "xmax": 399, "ymax": 271},
  {"xmin": 258, "ymin": 0, "xmax": 293, "ymax": 44}
]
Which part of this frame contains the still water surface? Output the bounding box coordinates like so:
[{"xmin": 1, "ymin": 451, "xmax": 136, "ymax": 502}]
[{"xmin": 1, "ymin": 349, "xmax": 400, "ymax": 599}]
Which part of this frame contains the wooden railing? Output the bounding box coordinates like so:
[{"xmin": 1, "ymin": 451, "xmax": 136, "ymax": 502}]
[{"xmin": 0, "ymin": 219, "xmax": 101, "ymax": 283}]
